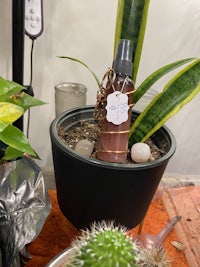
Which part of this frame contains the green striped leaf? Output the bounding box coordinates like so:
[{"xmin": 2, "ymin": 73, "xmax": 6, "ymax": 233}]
[
  {"xmin": 129, "ymin": 58, "xmax": 200, "ymax": 146},
  {"xmin": 114, "ymin": 0, "xmax": 150, "ymax": 82},
  {"xmin": 133, "ymin": 58, "xmax": 196, "ymax": 103}
]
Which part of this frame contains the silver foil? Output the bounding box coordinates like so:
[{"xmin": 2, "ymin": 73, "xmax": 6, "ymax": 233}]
[{"xmin": 0, "ymin": 157, "xmax": 52, "ymax": 267}]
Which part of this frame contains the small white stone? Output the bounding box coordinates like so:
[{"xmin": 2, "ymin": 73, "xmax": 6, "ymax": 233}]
[
  {"xmin": 74, "ymin": 139, "xmax": 94, "ymax": 157},
  {"xmin": 131, "ymin": 142, "xmax": 151, "ymax": 163}
]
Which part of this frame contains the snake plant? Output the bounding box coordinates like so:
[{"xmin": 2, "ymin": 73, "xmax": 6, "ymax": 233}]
[
  {"xmin": 59, "ymin": 0, "xmax": 200, "ymax": 148},
  {"xmin": 0, "ymin": 76, "xmax": 45, "ymax": 163},
  {"xmin": 115, "ymin": 0, "xmax": 200, "ymax": 147}
]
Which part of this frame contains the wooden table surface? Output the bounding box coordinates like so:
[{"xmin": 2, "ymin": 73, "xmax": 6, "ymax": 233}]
[{"xmin": 162, "ymin": 185, "xmax": 200, "ymax": 267}]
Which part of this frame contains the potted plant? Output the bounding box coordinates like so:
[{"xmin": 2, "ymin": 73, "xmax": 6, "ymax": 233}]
[
  {"xmin": 0, "ymin": 76, "xmax": 51, "ymax": 267},
  {"xmin": 46, "ymin": 220, "xmax": 172, "ymax": 267},
  {"xmin": 0, "ymin": 76, "xmax": 44, "ymax": 162},
  {"xmin": 50, "ymin": 0, "xmax": 200, "ymax": 229}
]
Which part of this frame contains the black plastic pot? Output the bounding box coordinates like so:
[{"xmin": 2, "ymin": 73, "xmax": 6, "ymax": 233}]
[{"xmin": 50, "ymin": 105, "xmax": 176, "ymax": 229}]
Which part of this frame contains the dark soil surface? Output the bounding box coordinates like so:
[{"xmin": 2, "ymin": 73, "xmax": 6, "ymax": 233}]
[{"xmin": 58, "ymin": 120, "xmax": 166, "ymax": 164}]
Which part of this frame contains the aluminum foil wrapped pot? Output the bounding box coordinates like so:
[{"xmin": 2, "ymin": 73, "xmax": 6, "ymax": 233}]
[{"xmin": 0, "ymin": 157, "xmax": 51, "ymax": 267}]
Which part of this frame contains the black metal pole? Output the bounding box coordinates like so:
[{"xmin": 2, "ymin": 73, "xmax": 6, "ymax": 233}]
[{"xmin": 12, "ymin": 0, "xmax": 25, "ymax": 131}]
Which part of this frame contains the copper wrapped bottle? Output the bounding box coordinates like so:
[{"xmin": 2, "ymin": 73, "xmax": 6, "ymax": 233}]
[{"xmin": 97, "ymin": 39, "xmax": 135, "ymax": 163}]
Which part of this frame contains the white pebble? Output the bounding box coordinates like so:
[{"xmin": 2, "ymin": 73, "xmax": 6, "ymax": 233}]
[
  {"xmin": 74, "ymin": 139, "xmax": 94, "ymax": 157},
  {"xmin": 131, "ymin": 142, "xmax": 151, "ymax": 163}
]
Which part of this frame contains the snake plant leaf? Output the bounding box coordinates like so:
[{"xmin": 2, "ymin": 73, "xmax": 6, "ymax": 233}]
[
  {"xmin": 114, "ymin": 0, "xmax": 150, "ymax": 83},
  {"xmin": 0, "ymin": 124, "xmax": 39, "ymax": 160},
  {"xmin": 0, "ymin": 76, "xmax": 24, "ymax": 99},
  {"xmin": 0, "ymin": 102, "xmax": 24, "ymax": 123},
  {"xmin": 129, "ymin": 58, "xmax": 200, "ymax": 146},
  {"xmin": 58, "ymin": 56, "xmax": 100, "ymax": 87},
  {"xmin": 133, "ymin": 58, "xmax": 196, "ymax": 103}
]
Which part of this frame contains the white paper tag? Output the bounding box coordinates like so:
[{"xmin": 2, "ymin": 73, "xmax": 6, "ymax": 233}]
[{"xmin": 106, "ymin": 91, "xmax": 129, "ymax": 125}]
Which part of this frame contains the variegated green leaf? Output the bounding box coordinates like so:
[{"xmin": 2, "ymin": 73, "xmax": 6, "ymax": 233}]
[
  {"xmin": 2, "ymin": 146, "xmax": 39, "ymax": 161},
  {"xmin": 0, "ymin": 102, "xmax": 24, "ymax": 123},
  {"xmin": 133, "ymin": 58, "xmax": 196, "ymax": 103},
  {"xmin": 0, "ymin": 121, "xmax": 9, "ymax": 132},
  {"xmin": 129, "ymin": 58, "xmax": 200, "ymax": 146},
  {"xmin": 114, "ymin": 0, "xmax": 150, "ymax": 82},
  {"xmin": 0, "ymin": 76, "xmax": 44, "ymax": 162},
  {"xmin": 3, "ymin": 147, "xmax": 25, "ymax": 161},
  {"xmin": 0, "ymin": 124, "xmax": 38, "ymax": 158},
  {"xmin": 0, "ymin": 76, "xmax": 24, "ymax": 99},
  {"xmin": 8, "ymin": 92, "xmax": 46, "ymax": 110}
]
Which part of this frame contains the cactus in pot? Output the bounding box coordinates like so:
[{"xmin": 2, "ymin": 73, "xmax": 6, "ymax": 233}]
[{"xmin": 61, "ymin": 220, "xmax": 170, "ymax": 267}]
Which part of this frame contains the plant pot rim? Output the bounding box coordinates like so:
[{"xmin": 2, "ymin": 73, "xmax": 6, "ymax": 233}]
[
  {"xmin": 46, "ymin": 247, "xmax": 75, "ymax": 267},
  {"xmin": 50, "ymin": 105, "xmax": 176, "ymax": 171}
]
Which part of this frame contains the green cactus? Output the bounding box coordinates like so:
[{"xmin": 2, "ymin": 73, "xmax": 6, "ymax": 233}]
[
  {"xmin": 64, "ymin": 221, "xmax": 137, "ymax": 267},
  {"xmin": 62, "ymin": 220, "xmax": 171, "ymax": 267}
]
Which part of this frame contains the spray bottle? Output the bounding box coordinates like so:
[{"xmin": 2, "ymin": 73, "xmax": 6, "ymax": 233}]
[{"xmin": 96, "ymin": 39, "xmax": 135, "ymax": 163}]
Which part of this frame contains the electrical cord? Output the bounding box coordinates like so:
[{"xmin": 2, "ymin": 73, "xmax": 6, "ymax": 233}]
[
  {"xmin": 24, "ymin": 0, "xmax": 43, "ymax": 137},
  {"xmin": 29, "ymin": 38, "xmax": 34, "ymax": 90},
  {"xmin": 26, "ymin": 38, "xmax": 35, "ymax": 138}
]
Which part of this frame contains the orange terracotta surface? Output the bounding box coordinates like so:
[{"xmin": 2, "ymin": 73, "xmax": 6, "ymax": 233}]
[{"xmin": 26, "ymin": 189, "xmax": 189, "ymax": 267}]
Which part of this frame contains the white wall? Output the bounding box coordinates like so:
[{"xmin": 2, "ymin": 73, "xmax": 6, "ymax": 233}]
[{"xmin": 1, "ymin": 0, "xmax": 200, "ymax": 175}]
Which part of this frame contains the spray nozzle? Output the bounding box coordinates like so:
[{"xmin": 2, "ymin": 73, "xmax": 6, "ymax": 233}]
[{"xmin": 113, "ymin": 39, "xmax": 133, "ymax": 77}]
